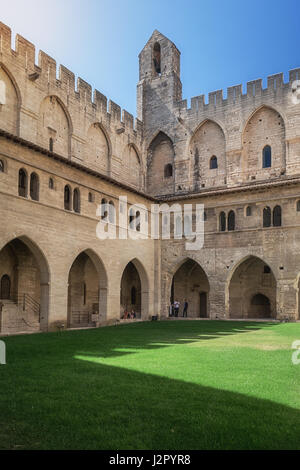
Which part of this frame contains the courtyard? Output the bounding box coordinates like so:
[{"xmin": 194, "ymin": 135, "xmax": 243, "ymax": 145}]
[{"xmin": 0, "ymin": 320, "xmax": 299, "ymax": 450}]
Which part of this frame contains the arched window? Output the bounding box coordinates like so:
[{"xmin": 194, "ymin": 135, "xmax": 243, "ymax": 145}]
[
  {"xmin": 273, "ymin": 205, "xmax": 282, "ymax": 227},
  {"xmin": 0, "ymin": 159, "xmax": 4, "ymax": 173},
  {"xmin": 263, "ymin": 206, "xmax": 271, "ymax": 227},
  {"xmin": 131, "ymin": 286, "xmax": 136, "ymax": 305},
  {"xmin": 219, "ymin": 211, "xmax": 226, "ymax": 232},
  {"xmin": 18, "ymin": 169, "xmax": 27, "ymax": 197},
  {"xmin": 64, "ymin": 185, "xmax": 71, "ymax": 210},
  {"xmin": 129, "ymin": 208, "xmax": 135, "ymax": 229},
  {"xmin": 49, "ymin": 138, "xmax": 54, "ymax": 152},
  {"xmin": 262, "ymin": 145, "xmax": 272, "ymax": 168},
  {"xmin": 49, "ymin": 177, "xmax": 54, "ymax": 189},
  {"xmin": 228, "ymin": 210, "xmax": 235, "ymax": 231},
  {"xmin": 101, "ymin": 198, "xmax": 108, "ymax": 220},
  {"xmin": 164, "ymin": 163, "xmax": 173, "ymax": 178},
  {"xmin": 246, "ymin": 206, "xmax": 252, "ymax": 216},
  {"xmin": 153, "ymin": 42, "xmax": 161, "ymax": 74},
  {"xmin": 30, "ymin": 172, "xmax": 39, "ymax": 201},
  {"xmin": 109, "ymin": 201, "xmax": 115, "ymax": 223},
  {"xmin": 73, "ymin": 188, "xmax": 80, "ymax": 213},
  {"xmin": 297, "ymin": 200, "xmax": 300, "ymax": 212},
  {"xmin": 136, "ymin": 211, "xmax": 141, "ymax": 232},
  {"xmin": 210, "ymin": 156, "xmax": 218, "ymax": 169}
]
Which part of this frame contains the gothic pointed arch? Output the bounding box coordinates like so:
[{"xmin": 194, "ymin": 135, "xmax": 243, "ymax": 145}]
[
  {"xmin": 67, "ymin": 248, "xmax": 108, "ymax": 327},
  {"xmin": 170, "ymin": 257, "xmax": 210, "ymax": 318},
  {"xmin": 226, "ymin": 255, "xmax": 276, "ymax": 319},
  {"xmin": 120, "ymin": 257, "xmax": 149, "ymax": 320},
  {"xmin": 85, "ymin": 122, "xmax": 110, "ymax": 175},
  {"xmin": 189, "ymin": 119, "xmax": 226, "ymax": 191},
  {"xmin": 0, "ymin": 235, "xmax": 50, "ymax": 333},
  {"xmin": 0, "ymin": 63, "xmax": 21, "ymax": 135},
  {"xmin": 37, "ymin": 95, "xmax": 72, "ymax": 158},
  {"xmin": 147, "ymin": 131, "xmax": 175, "ymax": 196},
  {"xmin": 122, "ymin": 143, "xmax": 142, "ymax": 189},
  {"xmin": 242, "ymin": 105, "xmax": 285, "ymax": 178}
]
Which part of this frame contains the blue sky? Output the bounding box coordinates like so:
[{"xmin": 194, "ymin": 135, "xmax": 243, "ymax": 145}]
[{"xmin": 1, "ymin": 0, "xmax": 299, "ymax": 115}]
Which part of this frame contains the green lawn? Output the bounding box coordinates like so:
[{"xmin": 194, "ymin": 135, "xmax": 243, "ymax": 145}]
[{"xmin": 0, "ymin": 320, "xmax": 299, "ymax": 450}]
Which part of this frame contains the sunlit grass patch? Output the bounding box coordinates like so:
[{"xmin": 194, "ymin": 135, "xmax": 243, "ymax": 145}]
[{"xmin": 0, "ymin": 320, "xmax": 299, "ymax": 450}]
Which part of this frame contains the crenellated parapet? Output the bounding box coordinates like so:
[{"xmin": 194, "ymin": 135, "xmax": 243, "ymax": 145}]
[
  {"xmin": 138, "ymin": 28, "xmax": 300, "ymax": 197},
  {"xmin": 175, "ymin": 70, "xmax": 300, "ymax": 116},
  {"xmin": 2, "ymin": 20, "xmax": 300, "ymax": 199},
  {"xmin": 0, "ymin": 22, "xmax": 144, "ymax": 191}
]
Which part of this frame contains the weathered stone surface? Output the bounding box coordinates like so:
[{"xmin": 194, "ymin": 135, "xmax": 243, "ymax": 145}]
[{"xmin": 0, "ymin": 23, "xmax": 299, "ymax": 334}]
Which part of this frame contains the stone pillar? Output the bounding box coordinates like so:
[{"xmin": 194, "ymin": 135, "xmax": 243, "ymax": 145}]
[{"xmin": 276, "ymin": 279, "xmax": 297, "ymax": 320}]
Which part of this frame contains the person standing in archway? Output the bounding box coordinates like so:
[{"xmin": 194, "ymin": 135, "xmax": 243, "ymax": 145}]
[
  {"xmin": 183, "ymin": 299, "xmax": 188, "ymax": 317},
  {"xmin": 174, "ymin": 300, "xmax": 180, "ymax": 317}
]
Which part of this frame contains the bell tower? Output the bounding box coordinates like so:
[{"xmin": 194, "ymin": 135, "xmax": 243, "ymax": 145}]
[{"xmin": 137, "ymin": 30, "xmax": 182, "ymax": 130}]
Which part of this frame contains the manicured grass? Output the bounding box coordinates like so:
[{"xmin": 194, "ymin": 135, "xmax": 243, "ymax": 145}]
[{"xmin": 0, "ymin": 320, "xmax": 299, "ymax": 450}]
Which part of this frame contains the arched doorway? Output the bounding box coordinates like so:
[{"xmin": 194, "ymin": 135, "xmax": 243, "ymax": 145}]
[
  {"xmin": 0, "ymin": 237, "xmax": 50, "ymax": 333},
  {"xmin": 0, "ymin": 274, "xmax": 11, "ymax": 299},
  {"xmin": 250, "ymin": 293, "xmax": 271, "ymax": 318},
  {"xmin": 120, "ymin": 262, "xmax": 141, "ymax": 318},
  {"xmin": 120, "ymin": 259, "xmax": 149, "ymax": 320},
  {"xmin": 228, "ymin": 256, "xmax": 276, "ymax": 319},
  {"xmin": 67, "ymin": 250, "xmax": 107, "ymax": 327},
  {"xmin": 171, "ymin": 259, "xmax": 210, "ymax": 318}
]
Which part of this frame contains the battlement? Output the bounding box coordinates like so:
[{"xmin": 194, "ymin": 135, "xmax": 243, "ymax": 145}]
[
  {"xmin": 0, "ymin": 22, "xmax": 142, "ymax": 138},
  {"xmin": 177, "ymin": 68, "xmax": 300, "ymax": 115}
]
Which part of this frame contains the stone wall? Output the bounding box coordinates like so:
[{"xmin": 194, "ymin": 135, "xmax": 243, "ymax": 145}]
[
  {"xmin": 1, "ymin": 22, "xmax": 300, "ymax": 335},
  {"xmin": 0, "ymin": 22, "xmax": 144, "ymax": 191},
  {"xmin": 138, "ymin": 31, "xmax": 300, "ymax": 197}
]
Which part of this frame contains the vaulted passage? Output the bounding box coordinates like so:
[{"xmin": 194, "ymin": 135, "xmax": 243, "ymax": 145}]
[
  {"xmin": 228, "ymin": 256, "xmax": 276, "ymax": 319},
  {"xmin": 120, "ymin": 262, "xmax": 142, "ymax": 319},
  {"xmin": 0, "ymin": 237, "xmax": 49, "ymax": 334},
  {"xmin": 171, "ymin": 259, "xmax": 210, "ymax": 318},
  {"xmin": 67, "ymin": 251, "xmax": 107, "ymax": 327}
]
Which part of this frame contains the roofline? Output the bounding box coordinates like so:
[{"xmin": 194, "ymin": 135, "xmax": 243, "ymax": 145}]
[
  {"xmin": 159, "ymin": 176, "xmax": 300, "ymax": 201},
  {"xmin": 0, "ymin": 129, "xmax": 156, "ymax": 201}
]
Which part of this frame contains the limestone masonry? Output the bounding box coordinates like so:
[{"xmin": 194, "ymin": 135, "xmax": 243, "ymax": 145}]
[{"xmin": 0, "ymin": 23, "xmax": 300, "ymax": 334}]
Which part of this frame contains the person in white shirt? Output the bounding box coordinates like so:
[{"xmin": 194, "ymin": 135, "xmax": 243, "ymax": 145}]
[{"xmin": 174, "ymin": 300, "xmax": 180, "ymax": 317}]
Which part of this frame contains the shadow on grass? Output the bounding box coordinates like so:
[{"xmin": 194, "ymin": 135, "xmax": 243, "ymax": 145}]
[
  {"xmin": 70, "ymin": 320, "xmax": 278, "ymax": 359},
  {"xmin": 2, "ymin": 320, "xmax": 279, "ymax": 361},
  {"xmin": 0, "ymin": 321, "xmax": 298, "ymax": 450},
  {"xmin": 0, "ymin": 356, "xmax": 299, "ymax": 450}
]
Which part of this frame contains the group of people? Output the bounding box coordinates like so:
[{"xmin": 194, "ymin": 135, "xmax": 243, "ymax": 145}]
[
  {"xmin": 169, "ymin": 299, "xmax": 189, "ymax": 317},
  {"xmin": 122, "ymin": 309, "xmax": 136, "ymax": 320}
]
